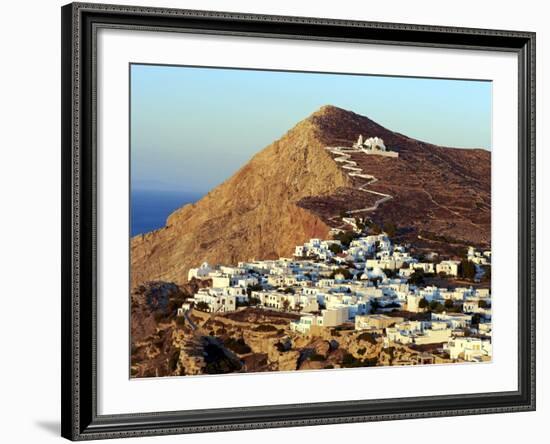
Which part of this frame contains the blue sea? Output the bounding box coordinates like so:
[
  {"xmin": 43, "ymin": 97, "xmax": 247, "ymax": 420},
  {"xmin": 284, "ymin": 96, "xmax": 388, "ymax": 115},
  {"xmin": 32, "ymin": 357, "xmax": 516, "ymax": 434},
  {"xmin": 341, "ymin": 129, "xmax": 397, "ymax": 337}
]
[{"xmin": 131, "ymin": 190, "xmax": 203, "ymax": 236}]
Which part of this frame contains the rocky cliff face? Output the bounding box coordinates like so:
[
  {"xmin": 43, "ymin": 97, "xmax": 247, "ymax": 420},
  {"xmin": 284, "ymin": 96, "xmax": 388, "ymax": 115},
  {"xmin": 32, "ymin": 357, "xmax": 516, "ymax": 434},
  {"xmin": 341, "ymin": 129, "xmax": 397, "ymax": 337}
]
[
  {"xmin": 131, "ymin": 105, "xmax": 491, "ymax": 288},
  {"xmin": 131, "ymin": 106, "xmax": 351, "ymax": 287}
]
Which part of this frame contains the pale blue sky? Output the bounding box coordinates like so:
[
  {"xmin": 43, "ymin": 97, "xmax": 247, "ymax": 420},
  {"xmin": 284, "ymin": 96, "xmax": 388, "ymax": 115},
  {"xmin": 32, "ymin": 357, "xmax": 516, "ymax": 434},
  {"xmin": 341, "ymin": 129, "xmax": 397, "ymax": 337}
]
[{"xmin": 130, "ymin": 64, "xmax": 492, "ymax": 193}]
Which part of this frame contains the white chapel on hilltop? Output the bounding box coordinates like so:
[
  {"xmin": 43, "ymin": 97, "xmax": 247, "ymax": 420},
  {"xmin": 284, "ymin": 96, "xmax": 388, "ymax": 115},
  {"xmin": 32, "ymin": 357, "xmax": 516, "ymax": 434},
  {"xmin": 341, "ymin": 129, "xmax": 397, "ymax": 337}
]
[{"xmin": 353, "ymin": 135, "xmax": 399, "ymax": 158}]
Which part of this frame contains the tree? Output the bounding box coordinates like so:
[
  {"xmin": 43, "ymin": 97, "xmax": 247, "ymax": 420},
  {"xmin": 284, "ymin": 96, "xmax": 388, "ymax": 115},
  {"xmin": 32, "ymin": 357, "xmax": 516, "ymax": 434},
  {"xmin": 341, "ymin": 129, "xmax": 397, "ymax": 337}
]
[
  {"xmin": 444, "ymin": 299, "xmax": 455, "ymax": 309},
  {"xmin": 333, "ymin": 230, "xmax": 357, "ymax": 248},
  {"xmin": 246, "ymin": 283, "xmax": 263, "ymax": 297},
  {"xmin": 459, "ymin": 259, "xmax": 476, "ymax": 280},
  {"xmin": 429, "ymin": 300, "xmax": 444, "ymax": 313},
  {"xmin": 195, "ymin": 301, "xmax": 210, "ymax": 312},
  {"xmin": 418, "ymin": 298, "xmax": 429, "ymax": 310},
  {"xmin": 478, "ymin": 299, "xmax": 490, "ymax": 309},
  {"xmin": 408, "ymin": 270, "xmax": 425, "ymax": 285},
  {"xmin": 481, "ymin": 265, "xmax": 491, "ymax": 282},
  {"xmin": 281, "ymin": 299, "xmax": 291, "ymax": 311}
]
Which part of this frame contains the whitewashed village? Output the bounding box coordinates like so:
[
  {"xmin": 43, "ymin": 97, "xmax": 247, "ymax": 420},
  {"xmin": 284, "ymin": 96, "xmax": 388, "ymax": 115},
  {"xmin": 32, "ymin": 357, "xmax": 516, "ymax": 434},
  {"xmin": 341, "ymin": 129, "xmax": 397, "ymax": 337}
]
[
  {"xmin": 131, "ymin": 134, "xmax": 492, "ymax": 377},
  {"xmin": 179, "ymin": 224, "xmax": 492, "ymax": 370}
]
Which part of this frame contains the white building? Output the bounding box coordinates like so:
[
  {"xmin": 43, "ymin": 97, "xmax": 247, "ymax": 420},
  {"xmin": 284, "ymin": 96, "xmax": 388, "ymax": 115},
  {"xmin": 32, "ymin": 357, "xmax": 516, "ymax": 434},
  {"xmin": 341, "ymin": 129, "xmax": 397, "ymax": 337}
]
[
  {"xmin": 193, "ymin": 289, "xmax": 236, "ymax": 313},
  {"xmin": 176, "ymin": 301, "xmax": 193, "ymax": 317},
  {"xmin": 436, "ymin": 260, "xmax": 460, "ymax": 277},
  {"xmin": 355, "ymin": 314, "xmax": 403, "ymax": 331},
  {"xmin": 257, "ymin": 291, "xmax": 296, "ymax": 310},
  {"xmin": 386, "ymin": 321, "xmax": 452, "ymax": 345},
  {"xmin": 233, "ymin": 275, "xmax": 259, "ymax": 288},
  {"xmin": 463, "ymin": 300, "xmax": 480, "ymax": 313},
  {"xmin": 187, "ymin": 262, "xmax": 213, "ymax": 281},
  {"xmin": 399, "ymin": 268, "xmax": 415, "ymax": 278},
  {"xmin": 347, "ymin": 237, "xmax": 377, "ymax": 259},
  {"xmin": 211, "ymin": 274, "xmax": 231, "ymax": 289},
  {"xmin": 478, "ymin": 322, "xmax": 492, "ymax": 336},
  {"xmin": 219, "ymin": 265, "xmax": 246, "ymax": 276},
  {"xmin": 295, "ymin": 238, "xmax": 342, "ymax": 260},
  {"xmin": 290, "ymin": 314, "xmax": 321, "ymax": 334},
  {"xmin": 290, "ymin": 306, "xmax": 350, "ymax": 334},
  {"xmin": 267, "ymin": 274, "xmax": 285, "ymax": 288},
  {"xmin": 409, "ymin": 262, "xmax": 435, "ymax": 274},
  {"xmin": 431, "ymin": 312, "xmax": 472, "ymax": 329},
  {"xmin": 439, "ymin": 287, "xmax": 474, "ymax": 302},
  {"xmin": 406, "ymin": 294, "xmax": 425, "ymax": 313},
  {"xmin": 445, "ymin": 337, "xmax": 492, "ymax": 361},
  {"xmin": 467, "ymin": 246, "xmax": 490, "ymax": 265},
  {"xmin": 352, "ymin": 135, "xmax": 399, "ymax": 158},
  {"xmin": 321, "ymin": 306, "xmax": 350, "ymax": 327},
  {"xmin": 386, "ymin": 321, "xmax": 423, "ymax": 344}
]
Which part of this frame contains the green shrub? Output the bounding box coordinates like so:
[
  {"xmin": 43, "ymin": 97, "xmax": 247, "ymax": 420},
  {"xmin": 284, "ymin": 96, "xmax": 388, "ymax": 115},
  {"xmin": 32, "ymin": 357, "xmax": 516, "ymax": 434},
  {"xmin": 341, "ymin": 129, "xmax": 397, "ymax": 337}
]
[
  {"xmin": 459, "ymin": 259, "xmax": 476, "ymax": 280},
  {"xmin": 195, "ymin": 301, "xmax": 210, "ymax": 312},
  {"xmin": 418, "ymin": 298, "xmax": 429, "ymax": 309},
  {"xmin": 409, "ymin": 270, "xmax": 425, "ymax": 285},
  {"xmin": 478, "ymin": 299, "xmax": 491, "ymax": 309},
  {"xmin": 333, "ymin": 230, "xmax": 358, "ymax": 248},
  {"xmin": 429, "ymin": 300, "xmax": 445, "ymax": 313},
  {"xmin": 471, "ymin": 313, "xmax": 482, "ymax": 326},
  {"xmin": 444, "ymin": 299, "xmax": 455, "ymax": 309}
]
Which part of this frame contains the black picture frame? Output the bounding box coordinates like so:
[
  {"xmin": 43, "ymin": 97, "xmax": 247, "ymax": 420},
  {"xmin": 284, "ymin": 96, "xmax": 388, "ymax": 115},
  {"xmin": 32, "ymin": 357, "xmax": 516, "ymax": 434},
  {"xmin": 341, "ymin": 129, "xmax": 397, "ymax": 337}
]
[{"xmin": 61, "ymin": 2, "xmax": 536, "ymax": 440}]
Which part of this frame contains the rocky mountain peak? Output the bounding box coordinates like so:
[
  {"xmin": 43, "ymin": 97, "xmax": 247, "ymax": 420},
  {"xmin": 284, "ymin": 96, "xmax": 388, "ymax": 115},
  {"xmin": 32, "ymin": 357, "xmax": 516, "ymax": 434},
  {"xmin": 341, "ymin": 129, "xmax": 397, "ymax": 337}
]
[{"xmin": 131, "ymin": 106, "xmax": 490, "ymax": 288}]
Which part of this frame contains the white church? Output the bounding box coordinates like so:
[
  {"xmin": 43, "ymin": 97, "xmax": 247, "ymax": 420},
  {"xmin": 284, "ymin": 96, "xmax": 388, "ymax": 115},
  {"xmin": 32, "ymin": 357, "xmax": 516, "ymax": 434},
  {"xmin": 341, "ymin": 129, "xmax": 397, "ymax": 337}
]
[{"xmin": 353, "ymin": 135, "xmax": 399, "ymax": 158}]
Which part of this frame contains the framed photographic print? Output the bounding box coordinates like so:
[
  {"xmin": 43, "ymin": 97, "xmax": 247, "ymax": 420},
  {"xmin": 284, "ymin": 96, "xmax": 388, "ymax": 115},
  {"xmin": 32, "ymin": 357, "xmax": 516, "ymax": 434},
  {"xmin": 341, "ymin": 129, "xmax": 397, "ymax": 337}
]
[{"xmin": 61, "ymin": 2, "xmax": 536, "ymax": 440}]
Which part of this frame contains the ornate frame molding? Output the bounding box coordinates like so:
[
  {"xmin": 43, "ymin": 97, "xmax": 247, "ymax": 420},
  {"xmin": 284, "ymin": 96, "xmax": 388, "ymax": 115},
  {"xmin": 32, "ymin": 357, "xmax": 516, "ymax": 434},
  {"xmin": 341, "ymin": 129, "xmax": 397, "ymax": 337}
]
[{"xmin": 61, "ymin": 2, "xmax": 536, "ymax": 440}]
